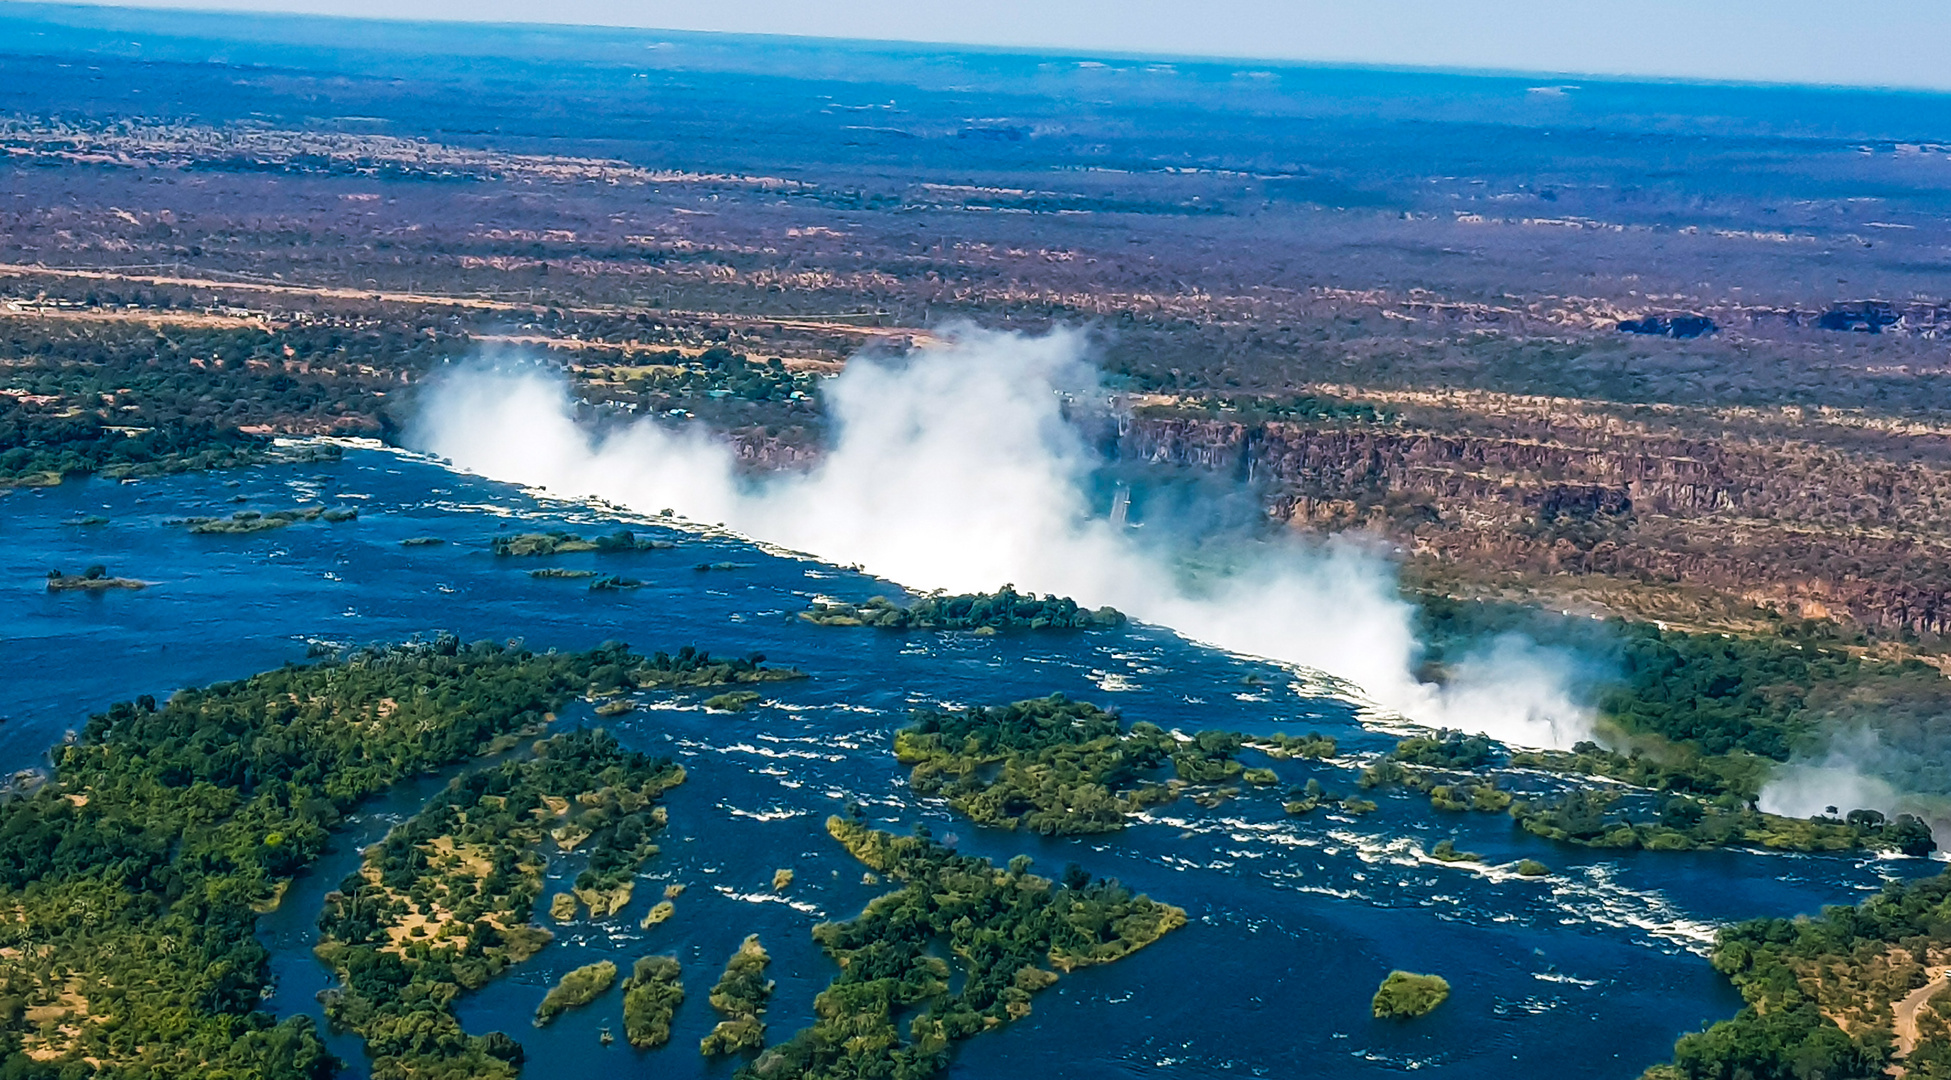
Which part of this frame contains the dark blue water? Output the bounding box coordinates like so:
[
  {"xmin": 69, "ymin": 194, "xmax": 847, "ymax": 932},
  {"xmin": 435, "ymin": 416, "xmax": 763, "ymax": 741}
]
[{"xmin": 1, "ymin": 447, "xmax": 1937, "ymax": 1078}]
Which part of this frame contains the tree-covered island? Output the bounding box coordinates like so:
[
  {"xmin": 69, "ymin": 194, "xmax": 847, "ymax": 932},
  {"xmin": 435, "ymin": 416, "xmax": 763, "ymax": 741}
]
[
  {"xmin": 893, "ymin": 694, "xmax": 1338, "ymax": 834},
  {"xmin": 492, "ymin": 530, "xmax": 674, "ymax": 557},
  {"xmin": 1372, "ymin": 971, "xmax": 1450, "ymax": 1019},
  {"xmin": 740, "ymin": 816, "xmax": 1185, "ymax": 1079},
  {"xmin": 802, "ymin": 586, "xmax": 1125, "ymax": 632},
  {"xmin": 44, "ymin": 566, "xmax": 146, "ymax": 591},
  {"xmin": 174, "ymin": 505, "xmax": 358, "ymax": 534}
]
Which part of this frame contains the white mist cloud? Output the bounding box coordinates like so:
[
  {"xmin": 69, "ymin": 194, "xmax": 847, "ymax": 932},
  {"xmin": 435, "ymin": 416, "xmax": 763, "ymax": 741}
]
[
  {"xmin": 412, "ymin": 326, "xmax": 1592, "ymax": 748},
  {"xmin": 1758, "ymin": 729, "xmax": 1909, "ymax": 819}
]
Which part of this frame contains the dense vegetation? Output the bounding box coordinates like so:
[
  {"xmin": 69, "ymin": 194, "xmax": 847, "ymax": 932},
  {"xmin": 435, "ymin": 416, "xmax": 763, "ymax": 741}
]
[
  {"xmin": 895, "ymin": 695, "xmax": 1336, "ymax": 834},
  {"xmin": 534, "ymin": 962, "xmax": 618, "ymax": 1027},
  {"xmin": 0, "ymin": 637, "xmax": 625, "ymax": 1078},
  {"xmin": 1371, "ymin": 972, "xmax": 1451, "ymax": 1019},
  {"xmin": 620, "ymin": 956, "xmax": 684, "ymax": 1049},
  {"xmin": 1648, "ymin": 871, "xmax": 1951, "ymax": 1079},
  {"xmin": 605, "ymin": 348, "xmax": 819, "ymax": 408},
  {"xmin": 1, "ymin": 397, "xmax": 287, "ymax": 485},
  {"xmin": 896, "ymin": 695, "xmax": 1342, "ymax": 833},
  {"xmin": 1133, "ymin": 393, "xmax": 1392, "ymax": 426},
  {"xmin": 0, "ymin": 318, "xmax": 463, "ymax": 484},
  {"xmin": 700, "ymin": 936, "xmax": 773, "ymax": 1057},
  {"xmin": 803, "ymin": 587, "xmax": 1125, "ymax": 632},
  {"xmin": 744, "ymin": 816, "xmax": 1185, "ymax": 1079},
  {"xmin": 315, "ymin": 729, "xmax": 685, "ymax": 1079}
]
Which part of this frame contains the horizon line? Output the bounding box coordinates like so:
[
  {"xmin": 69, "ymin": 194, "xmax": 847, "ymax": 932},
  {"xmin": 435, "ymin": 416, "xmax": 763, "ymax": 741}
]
[{"xmin": 10, "ymin": 0, "xmax": 1951, "ymax": 98}]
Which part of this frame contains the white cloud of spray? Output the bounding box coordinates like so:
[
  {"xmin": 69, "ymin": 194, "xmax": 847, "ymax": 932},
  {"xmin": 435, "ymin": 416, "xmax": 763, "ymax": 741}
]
[
  {"xmin": 413, "ymin": 326, "xmax": 1592, "ymax": 749},
  {"xmin": 1759, "ymin": 729, "xmax": 1910, "ymax": 819}
]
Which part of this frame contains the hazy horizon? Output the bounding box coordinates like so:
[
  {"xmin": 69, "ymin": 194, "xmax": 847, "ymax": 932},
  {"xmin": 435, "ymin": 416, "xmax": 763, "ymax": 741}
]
[{"xmin": 13, "ymin": 0, "xmax": 1951, "ymax": 94}]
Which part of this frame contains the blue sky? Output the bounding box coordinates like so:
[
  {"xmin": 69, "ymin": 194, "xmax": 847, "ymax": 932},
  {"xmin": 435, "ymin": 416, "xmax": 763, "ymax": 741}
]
[{"xmin": 33, "ymin": 0, "xmax": 1951, "ymax": 91}]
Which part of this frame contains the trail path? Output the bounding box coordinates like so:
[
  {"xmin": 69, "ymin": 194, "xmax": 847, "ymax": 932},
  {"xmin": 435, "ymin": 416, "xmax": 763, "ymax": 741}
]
[{"xmin": 1891, "ymin": 965, "xmax": 1951, "ymax": 1075}]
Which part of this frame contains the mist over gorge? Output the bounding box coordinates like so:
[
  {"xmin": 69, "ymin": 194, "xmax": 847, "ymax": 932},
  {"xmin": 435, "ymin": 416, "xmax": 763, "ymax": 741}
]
[{"xmin": 413, "ymin": 327, "xmax": 1594, "ymax": 750}]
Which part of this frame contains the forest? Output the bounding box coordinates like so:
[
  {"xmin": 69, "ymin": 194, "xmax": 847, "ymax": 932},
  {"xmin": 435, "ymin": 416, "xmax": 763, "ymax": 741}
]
[
  {"xmin": 0, "ymin": 636, "xmax": 641, "ymax": 1078},
  {"xmin": 0, "ymin": 397, "xmax": 287, "ymax": 485},
  {"xmin": 739, "ymin": 815, "xmax": 1185, "ymax": 1079},
  {"xmin": 1648, "ymin": 870, "xmax": 1951, "ymax": 1080},
  {"xmin": 0, "ymin": 317, "xmax": 466, "ymax": 484},
  {"xmin": 313, "ymin": 729, "xmax": 685, "ymax": 1079}
]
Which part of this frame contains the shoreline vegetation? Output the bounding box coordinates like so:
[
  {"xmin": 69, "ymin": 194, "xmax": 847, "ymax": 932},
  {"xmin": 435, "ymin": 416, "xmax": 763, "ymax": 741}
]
[
  {"xmin": 1647, "ymin": 870, "xmax": 1951, "ymax": 1080},
  {"xmin": 802, "ymin": 586, "xmax": 1125, "ymax": 633},
  {"xmin": 739, "ymin": 815, "xmax": 1185, "ymax": 1079},
  {"xmin": 0, "ymin": 407, "xmax": 342, "ymax": 488}
]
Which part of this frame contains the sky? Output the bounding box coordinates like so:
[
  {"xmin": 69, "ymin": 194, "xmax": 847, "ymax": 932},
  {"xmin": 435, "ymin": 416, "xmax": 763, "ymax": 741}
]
[{"xmin": 28, "ymin": 0, "xmax": 1951, "ymax": 92}]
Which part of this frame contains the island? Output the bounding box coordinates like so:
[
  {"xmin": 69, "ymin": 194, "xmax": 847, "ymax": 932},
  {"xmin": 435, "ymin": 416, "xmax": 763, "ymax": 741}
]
[
  {"xmin": 744, "ymin": 815, "xmax": 1185, "ymax": 1078},
  {"xmin": 698, "ymin": 935, "xmax": 772, "ymax": 1056},
  {"xmin": 44, "ymin": 566, "xmax": 146, "ymax": 591},
  {"xmin": 620, "ymin": 956, "xmax": 685, "ymax": 1049},
  {"xmin": 535, "ymin": 962, "xmax": 619, "ymax": 1027},
  {"xmin": 895, "ymin": 693, "xmax": 1334, "ymax": 834},
  {"xmin": 491, "ymin": 530, "xmax": 673, "ymax": 556},
  {"xmin": 0, "ymin": 637, "xmax": 667, "ymax": 1075},
  {"xmin": 174, "ymin": 505, "xmax": 357, "ymax": 534},
  {"xmin": 0, "ymin": 636, "xmax": 820, "ymax": 1077},
  {"xmin": 803, "ymin": 585, "xmax": 1125, "ymax": 632},
  {"xmin": 629, "ymin": 646, "xmax": 806, "ymax": 689},
  {"xmin": 1372, "ymin": 971, "xmax": 1450, "ymax": 1019}
]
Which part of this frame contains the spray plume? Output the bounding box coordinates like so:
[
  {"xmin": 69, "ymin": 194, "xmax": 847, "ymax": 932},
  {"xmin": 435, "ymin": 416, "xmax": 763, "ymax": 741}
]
[{"xmin": 413, "ymin": 326, "xmax": 1591, "ymax": 749}]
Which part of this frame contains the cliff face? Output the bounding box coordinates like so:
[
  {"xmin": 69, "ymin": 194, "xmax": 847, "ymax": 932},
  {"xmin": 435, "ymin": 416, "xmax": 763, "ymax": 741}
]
[{"xmin": 1118, "ymin": 408, "xmax": 1951, "ymax": 642}]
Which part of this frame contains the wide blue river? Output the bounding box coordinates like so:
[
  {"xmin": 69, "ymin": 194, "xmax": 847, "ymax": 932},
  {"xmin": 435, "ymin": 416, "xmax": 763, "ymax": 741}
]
[{"xmin": 1, "ymin": 448, "xmax": 1935, "ymax": 1078}]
